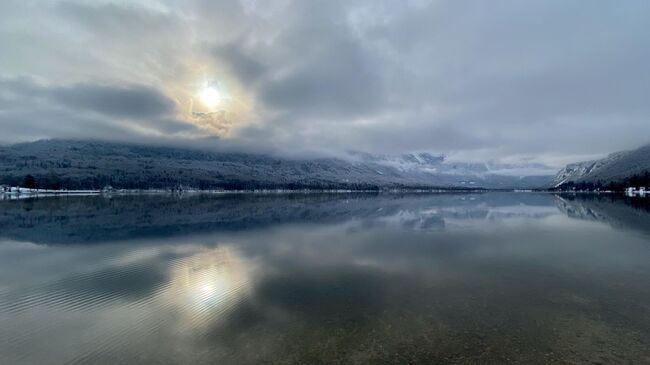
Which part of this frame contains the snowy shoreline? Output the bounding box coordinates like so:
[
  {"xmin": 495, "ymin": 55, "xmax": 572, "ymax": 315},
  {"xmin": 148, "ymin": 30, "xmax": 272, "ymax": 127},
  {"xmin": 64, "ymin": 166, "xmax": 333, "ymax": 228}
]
[
  {"xmin": 0, "ymin": 186, "xmax": 497, "ymax": 200},
  {"xmin": 0, "ymin": 188, "xmax": 637, "ymax": 201}
]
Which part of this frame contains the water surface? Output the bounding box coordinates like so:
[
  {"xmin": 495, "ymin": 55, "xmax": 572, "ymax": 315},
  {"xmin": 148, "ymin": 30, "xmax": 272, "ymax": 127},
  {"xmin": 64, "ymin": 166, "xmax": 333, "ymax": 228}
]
[{"xmin": 1, "ymin": 193, "xmax": 650, "ymax": 364}]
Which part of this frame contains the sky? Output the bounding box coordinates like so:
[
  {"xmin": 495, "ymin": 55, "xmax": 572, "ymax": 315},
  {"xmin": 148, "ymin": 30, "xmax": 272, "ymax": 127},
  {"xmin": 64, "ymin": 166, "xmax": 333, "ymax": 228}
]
[{"xmin": 1, "ymin": 0, "xmax": 649, "ymax": 167}]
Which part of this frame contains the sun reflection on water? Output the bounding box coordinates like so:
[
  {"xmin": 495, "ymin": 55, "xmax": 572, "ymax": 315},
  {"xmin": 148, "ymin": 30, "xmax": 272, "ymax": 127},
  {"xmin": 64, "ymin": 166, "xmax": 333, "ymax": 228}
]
[{"xmin": 166, "ymin": 245, "xmax": 253, "ymax": 328}]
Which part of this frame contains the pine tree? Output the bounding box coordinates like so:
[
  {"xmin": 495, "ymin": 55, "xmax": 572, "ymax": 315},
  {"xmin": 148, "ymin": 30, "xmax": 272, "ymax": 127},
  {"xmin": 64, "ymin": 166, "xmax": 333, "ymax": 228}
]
[{"xmin": 22, "ymin": 175, "xmax": 36, "ymax": 189}]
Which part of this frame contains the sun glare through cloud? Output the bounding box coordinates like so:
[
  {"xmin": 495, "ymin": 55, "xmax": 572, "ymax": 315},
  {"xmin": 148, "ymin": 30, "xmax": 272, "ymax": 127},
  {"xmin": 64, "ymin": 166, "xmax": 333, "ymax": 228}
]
[{"xmin": 198, "ymin": 85, "xmax": 222, "ymax": 109}]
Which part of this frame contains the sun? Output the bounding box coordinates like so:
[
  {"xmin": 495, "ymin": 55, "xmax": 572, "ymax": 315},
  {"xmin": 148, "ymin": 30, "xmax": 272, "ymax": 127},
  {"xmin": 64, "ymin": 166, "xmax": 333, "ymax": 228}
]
[
  {"xmin": 182, "ymin": 74, "xmax": 253, "ymax": 136},
  {"xmin": 198, "ymin": 86, "xmax": 222, "ymax": 108}
]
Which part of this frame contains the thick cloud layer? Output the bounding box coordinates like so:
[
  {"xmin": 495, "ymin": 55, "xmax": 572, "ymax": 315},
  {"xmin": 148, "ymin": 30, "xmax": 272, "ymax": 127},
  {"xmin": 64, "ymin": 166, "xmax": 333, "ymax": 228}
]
[{"xmin": 1, "ymin": 0, "xmax": 649, "ymax": 166}]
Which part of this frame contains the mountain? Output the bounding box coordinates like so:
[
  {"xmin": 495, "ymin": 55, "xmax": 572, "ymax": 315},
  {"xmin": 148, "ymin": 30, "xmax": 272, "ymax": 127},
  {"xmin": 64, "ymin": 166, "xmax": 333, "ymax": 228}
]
[
  {"xmin": 552, "ymin": 144, "xmax": 650, "ymax": 188},
  {"xmin": 348, "ymin": 151, "xmax": 555, "ymax": 178},
  {"xmin": 0, "ymin": 139, "xmax": 553, "ymax": 190}
]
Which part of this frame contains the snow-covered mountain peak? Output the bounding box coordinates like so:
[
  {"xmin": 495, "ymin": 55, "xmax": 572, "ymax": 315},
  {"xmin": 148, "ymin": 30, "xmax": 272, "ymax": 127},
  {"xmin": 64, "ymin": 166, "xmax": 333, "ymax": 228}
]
[{"xmin": 348, "ymin": 151, "xmax": 555, "ymax": 177}]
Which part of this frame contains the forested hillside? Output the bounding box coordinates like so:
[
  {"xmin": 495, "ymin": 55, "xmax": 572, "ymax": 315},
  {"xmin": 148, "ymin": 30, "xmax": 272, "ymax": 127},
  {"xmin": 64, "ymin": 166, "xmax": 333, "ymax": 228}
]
[{"xmin": 0, "ymin": 140, "xmax": 552, "ymax": 190}]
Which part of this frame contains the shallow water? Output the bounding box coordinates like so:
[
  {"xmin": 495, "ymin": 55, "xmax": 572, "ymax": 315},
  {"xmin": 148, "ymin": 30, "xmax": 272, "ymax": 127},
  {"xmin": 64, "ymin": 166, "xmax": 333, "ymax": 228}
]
[{"xmin": 1, "ymin": 193, "xmax": 650, "ymax": 364}]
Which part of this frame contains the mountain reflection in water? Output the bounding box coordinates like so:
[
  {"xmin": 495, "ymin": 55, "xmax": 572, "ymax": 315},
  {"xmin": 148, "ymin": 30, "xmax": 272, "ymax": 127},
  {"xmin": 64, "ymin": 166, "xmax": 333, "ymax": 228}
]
[{"xmin": 1, "ymin": 193, "xmax": 649, "ymax": 364}]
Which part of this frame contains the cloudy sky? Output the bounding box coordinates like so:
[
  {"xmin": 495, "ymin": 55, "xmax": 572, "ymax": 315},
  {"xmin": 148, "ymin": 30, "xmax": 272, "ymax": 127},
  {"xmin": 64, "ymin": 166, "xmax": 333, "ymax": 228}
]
[{"xmin": 1, "ymin": 0, "xmax": 649, "ymax": 166}]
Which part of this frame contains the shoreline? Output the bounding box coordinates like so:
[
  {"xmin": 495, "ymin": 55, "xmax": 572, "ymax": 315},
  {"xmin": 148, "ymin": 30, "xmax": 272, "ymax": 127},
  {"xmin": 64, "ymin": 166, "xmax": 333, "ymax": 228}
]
[
  {"xmin": 1, "ymin": 187, "xmax": 501, "ymax": 200},
  {"xmin": 0, "ymin": 187, "xmax": 636, "ymax": 201}
]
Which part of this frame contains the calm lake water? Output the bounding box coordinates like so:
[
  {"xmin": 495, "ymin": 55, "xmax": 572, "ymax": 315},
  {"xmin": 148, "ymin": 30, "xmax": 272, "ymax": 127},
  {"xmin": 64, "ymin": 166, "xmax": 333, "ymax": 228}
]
[{"xmin": 1, "ymin": 193, "xmax": 650, "ymax": 364}]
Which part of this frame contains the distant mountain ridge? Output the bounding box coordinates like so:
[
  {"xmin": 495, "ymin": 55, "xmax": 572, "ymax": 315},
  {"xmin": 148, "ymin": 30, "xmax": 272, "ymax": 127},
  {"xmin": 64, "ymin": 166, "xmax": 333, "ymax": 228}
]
[
  {"xmin": 552, "ymin": 144, "xmax": 650, "ymax": 188},
  {"xmin": 0, "ymin": 139, "xmax": 553, "ymax": 190},
  {"xmin": 349, "ymin": 151, "xmax": 555, "ymax": 177}
]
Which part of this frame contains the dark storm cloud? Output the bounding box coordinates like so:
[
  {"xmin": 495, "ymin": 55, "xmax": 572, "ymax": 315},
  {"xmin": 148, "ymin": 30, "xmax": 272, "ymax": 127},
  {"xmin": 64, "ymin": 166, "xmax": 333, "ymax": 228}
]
[
  {"xmin": 51, "ymin": 84, "xmax": 175, "ymax": 119},
  {"xmin": 2, "ymin": 77, "xmax": 176, "ymax": 119},
  {"xmin": 212, "ymin": 42, "xmax": 268, "ymax": 86},
  {"xmin": 0, "ymin": 77, "xmax": 198, "ymax": 142},
  {"xmin": 255, "ymin": 1, "xmax": 385, "ymax": 119},
  {"xmin": 1, "ymin": 0, "xmax": 650, "ymax": 165}
]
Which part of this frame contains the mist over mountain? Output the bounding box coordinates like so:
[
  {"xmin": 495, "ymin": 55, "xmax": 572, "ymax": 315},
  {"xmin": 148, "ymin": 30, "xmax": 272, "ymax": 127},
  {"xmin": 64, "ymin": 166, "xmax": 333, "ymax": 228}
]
[
  {"xmin": 349, "ymin": 151, "xmax": 556, "ymax": 178},
  {"xmin": 0, "ymin": 140, "xmax": 554, "ymax": 191}
]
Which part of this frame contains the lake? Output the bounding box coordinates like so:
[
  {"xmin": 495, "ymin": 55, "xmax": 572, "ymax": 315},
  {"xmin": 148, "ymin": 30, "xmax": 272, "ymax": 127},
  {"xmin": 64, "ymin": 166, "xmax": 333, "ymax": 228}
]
[{"xmin": 1, "ymin": 193, "xmax": 650, "ymax": 364}]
